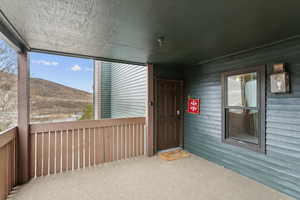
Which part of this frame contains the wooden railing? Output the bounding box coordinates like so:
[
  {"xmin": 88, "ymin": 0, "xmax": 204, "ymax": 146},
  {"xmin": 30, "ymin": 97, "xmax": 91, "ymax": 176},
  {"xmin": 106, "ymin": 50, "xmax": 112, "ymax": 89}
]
[
  {"xmin": 0, "ymin": 127, "xmax": 17, "ymax": 200},
  {"xmin": 29, "ymin": 117, "xmax": 146, "ymax": 178}
]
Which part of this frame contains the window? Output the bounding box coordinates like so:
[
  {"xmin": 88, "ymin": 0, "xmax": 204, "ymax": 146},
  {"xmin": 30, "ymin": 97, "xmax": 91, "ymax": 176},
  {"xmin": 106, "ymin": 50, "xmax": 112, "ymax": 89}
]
[
  {"xmin": 0, "ymin": 39, "xmax": 18, "ymax": 132},
  {"xmin": 221, "ymin": 66, "xmax": 266, "ymax": 152}
]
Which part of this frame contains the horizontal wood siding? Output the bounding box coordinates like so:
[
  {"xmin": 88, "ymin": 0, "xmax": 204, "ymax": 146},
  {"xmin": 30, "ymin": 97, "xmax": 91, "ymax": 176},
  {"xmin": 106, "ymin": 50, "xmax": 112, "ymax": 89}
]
[
  {"xmin": 29, "ymin": 117, "xmax": 146, "ymax": 178},
  {"xmin": 0, "ymin": 127, "xmax": 17, "ymax": 200},
  {"xmin": 184, "ymin": 40, "xmax": 300, "ymax": 199},
  {"xmin": 111, "ymin": 63, "xmax": 147, "ymax": 118},
  {"xmin": 100, "ymin": 62, "xmax": 112, "ymax": 118}
]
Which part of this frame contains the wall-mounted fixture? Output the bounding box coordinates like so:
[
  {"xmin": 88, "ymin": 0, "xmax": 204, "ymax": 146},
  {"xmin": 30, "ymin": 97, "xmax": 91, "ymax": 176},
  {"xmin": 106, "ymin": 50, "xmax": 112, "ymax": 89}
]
[
  {"xmin": 270, "ymin": 63, "xmax": 290, "ymax": 93},
  {"xmin": 157, "ymin": 36, "xmax": 165, "ymax": 47}
]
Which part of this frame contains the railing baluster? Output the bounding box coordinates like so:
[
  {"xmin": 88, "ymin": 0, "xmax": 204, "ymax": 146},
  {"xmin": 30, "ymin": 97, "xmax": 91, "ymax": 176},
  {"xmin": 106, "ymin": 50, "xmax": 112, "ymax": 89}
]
[
  {"xmin": 126, "ymin": 124, "xmax": 130, "ymax": 158},
  {"xmin": 67, "ymin": 129, "xmax": 69, "ymax": 171},
  {"xmin": 90, "ymin": 128, "xmax": 94, "ymax": 166},
  {"xmin": 77, "ymin": 128, "xmax": 80, "ymax": 169},
  {"xmin": 89, "ymin": 128, "xmax": 91, "ymax": 167},
  {"xmin": 84, "ymin": 128, "xmax": 88, "ymax": 168},
  {"xmin": 93, "ymin": 128, "xmax": 95, "ymax": 164},
  {"xmin": 94, "ymin": 128, "xmax": 99, "ymax": 165},
  {"xmin": 122, "ymin": 125, "xmax": 126, "ymax": 159},
  {"xmin": 33, "ymin": 132, "xmax": 37, "ymax": 178},
  {"xmin": 79, "ymin": 128, "xmax": 84, "ymax": 169},
  {"xmin": 113, "ymin": 126, "xmax": 117, "ymax": 161},
  {"xmin": 111, "ymin": 127, "xmax": 114, "ymax": 161},
  {"xmin": 140, "ymin": 124, "xmax": 143, "ymax": 155},
  {"xmin": 101, "ymin": 127, "xmax": 105, "ymax": 163},
  {"xmin": 62, "ymin": 130, "xmax": 67, "ymax": 172},
  {"xmin": 41, "ymin": 132, "xmax": 44, "ymax": 176},
  {"xmin": 109, "ymin": 127, "xmax": 113, "ymax": 162},
  {"xmin": 7, "ymin": 141, "xmax": 11, "ymax": 194},
  {"xmin": 104, "ymin": 127, "xmax": 107, "ymax": 162},
  {"xmin": 72, "ymin": 129, "xmax": 74, "ymax": 171},
  {"xmin": 129, "ymin": 124, "xmax": 132, "ymax": 158},
  {"xmin": 48, "ymin": 130, "xmax": 51, "ymax": 176},
  {"xmin": 54, "ymin": 130, "xmax": 57, "ymax": 174},
  {"xmin": 69, "ymin": 129, "xmax": 73, "ymax": 171},
  {"xmin": 65, "ymin": 129, "xmax": 68, "ymax": 172},
  {"xmin": 116, "ymin": 126, "xmax": 119, "ymax": 161},
  {"xmin": 143, "ymin": 124, "xmax": 146, "ymax": 155},
  {"xmin": 60, "ymin": 130, "xmax": 63, "ymax": 173},
  {"xmin": 73, "ymin": 129, "xmax": 78, "ymax": 170},
  {"xmin": 133, "ymin": 124, "xmax": 137, "ymax": 157},
  {"xmin": 12, "ymin": 138, "xmax": 16, "ymax": 185},
  {"xmin": 123, "ymin": 125, "xmax": 126, "ymax": 159}
]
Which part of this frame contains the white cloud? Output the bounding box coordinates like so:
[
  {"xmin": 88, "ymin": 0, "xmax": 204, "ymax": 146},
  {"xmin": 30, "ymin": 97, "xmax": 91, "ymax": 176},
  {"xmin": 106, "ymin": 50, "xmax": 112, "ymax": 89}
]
[
  {"xmin": 32, "ymin": 59, "xmax": 59, "ymax": 66},
  {"xmin": 71, "ymin": 65, "xmax": 81, "ymax": 71}
]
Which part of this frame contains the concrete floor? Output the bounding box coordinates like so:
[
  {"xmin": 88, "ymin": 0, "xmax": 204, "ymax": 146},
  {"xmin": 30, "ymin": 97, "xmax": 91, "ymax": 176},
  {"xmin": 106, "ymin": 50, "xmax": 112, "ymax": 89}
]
[{"xmin": 8, "ymin": 154, "xmax": 294, "ymax": 200}]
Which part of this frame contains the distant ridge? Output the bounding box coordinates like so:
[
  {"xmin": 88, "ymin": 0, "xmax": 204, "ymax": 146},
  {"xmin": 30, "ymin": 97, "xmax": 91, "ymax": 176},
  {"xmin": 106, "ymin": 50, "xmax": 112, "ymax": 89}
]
[
  {"xmin": 0, "ymin": 71, "xmax": 92, "ymax": 122},
  {"xmin": 30, "ymin": 77, "xmax": 92, "ymax": 101}
]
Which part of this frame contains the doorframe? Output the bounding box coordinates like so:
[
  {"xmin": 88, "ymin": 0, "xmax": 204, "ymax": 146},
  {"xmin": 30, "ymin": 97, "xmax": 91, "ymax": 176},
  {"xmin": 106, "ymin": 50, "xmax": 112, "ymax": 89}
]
[
  {"xmin": 146, "ymin": 64, "xmax": 155, "ymax": 156},
  {"xmin": 154, "ymin": 78, "xmax": 184, "ymax": 153}
]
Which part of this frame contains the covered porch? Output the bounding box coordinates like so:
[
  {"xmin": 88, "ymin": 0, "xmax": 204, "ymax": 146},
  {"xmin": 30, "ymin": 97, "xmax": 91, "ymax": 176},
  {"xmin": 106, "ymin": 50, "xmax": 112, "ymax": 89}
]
[{"xmin": 1, "ymin": 0, "xmax": 300, "ymax": 200}]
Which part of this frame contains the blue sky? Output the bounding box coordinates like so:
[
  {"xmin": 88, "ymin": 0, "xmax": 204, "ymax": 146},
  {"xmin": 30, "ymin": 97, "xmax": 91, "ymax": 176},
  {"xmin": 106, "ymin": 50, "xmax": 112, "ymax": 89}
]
[{"xmin": 30, "ymin": 52, "xmax": 93, "ymax": 93}]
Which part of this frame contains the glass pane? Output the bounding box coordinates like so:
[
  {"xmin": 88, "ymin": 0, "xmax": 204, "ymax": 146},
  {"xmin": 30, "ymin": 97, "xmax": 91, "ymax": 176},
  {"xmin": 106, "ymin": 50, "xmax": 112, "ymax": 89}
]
[
  {"xmin": 226, "ymin": 109, "xmax": 259, "ymax": 144},
  {"xmin": 227, "ymin": 72, "xmax": 257, "ymax": 107},
  {"xmin": 0, "ymin": 40, "xmax": 18, "ymax": 132}
]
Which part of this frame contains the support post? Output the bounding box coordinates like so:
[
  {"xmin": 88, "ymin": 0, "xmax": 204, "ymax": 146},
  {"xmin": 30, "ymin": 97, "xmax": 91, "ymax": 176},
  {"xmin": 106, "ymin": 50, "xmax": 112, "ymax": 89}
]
[
  {"xmin": 147, "ymin": 64, "xmax": 154, "ymax": 156},
  {"xmin": 18, "ymin": 50, "xmax": 30, "ymax": 183}
]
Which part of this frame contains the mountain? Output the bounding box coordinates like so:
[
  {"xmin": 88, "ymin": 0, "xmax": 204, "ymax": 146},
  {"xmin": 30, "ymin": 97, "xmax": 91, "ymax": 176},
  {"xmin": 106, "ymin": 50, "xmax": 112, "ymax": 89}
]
[
  {"xmin": 30, "ymin": 78, "xmax": 92, "ymax": 101},
  {"xmin": 30, "ymin": 78, "xmax": 93, "ymax": 122},
  {"xmin": 0, "ymin": 71, "xmax": 93, "ymax": 123}
]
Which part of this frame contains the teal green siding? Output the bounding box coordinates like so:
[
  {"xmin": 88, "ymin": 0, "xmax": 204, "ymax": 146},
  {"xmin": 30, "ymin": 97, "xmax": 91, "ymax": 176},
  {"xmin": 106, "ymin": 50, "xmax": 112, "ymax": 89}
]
[
  {"xmin": 100, "ymin": 62, "xmax": 111, "ymax": 118},
  {"xmin": 110, "ymin": 63, "xmax": 147, "ymax": 118},
  {"xmin": 183, "ymin": 40, "xmax": 300, "ymax": 199},
  {"xmin": 95, "ymin": 61, "xmax": 146, "ymax": 119}
]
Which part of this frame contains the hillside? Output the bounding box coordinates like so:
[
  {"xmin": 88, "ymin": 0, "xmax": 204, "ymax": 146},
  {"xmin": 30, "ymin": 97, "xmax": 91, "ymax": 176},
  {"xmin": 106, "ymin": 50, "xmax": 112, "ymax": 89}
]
[
  {"xmin": 30, "ymin": 78, "xmax": 92, "ymax": 101},
  {"xmin": 0, "ymin": 71, "xmax": 93, "ymax": 123},
  {"xmin": 30, "ymin": 78, "xmax": 92, "ymax": 122}
]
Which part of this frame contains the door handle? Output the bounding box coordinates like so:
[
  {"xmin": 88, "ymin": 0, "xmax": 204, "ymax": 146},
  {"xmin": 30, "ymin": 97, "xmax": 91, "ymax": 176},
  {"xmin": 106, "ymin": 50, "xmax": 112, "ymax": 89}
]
[{"xmin": 176, "ymin": 110, "xmax": 181, "ymax": 116}]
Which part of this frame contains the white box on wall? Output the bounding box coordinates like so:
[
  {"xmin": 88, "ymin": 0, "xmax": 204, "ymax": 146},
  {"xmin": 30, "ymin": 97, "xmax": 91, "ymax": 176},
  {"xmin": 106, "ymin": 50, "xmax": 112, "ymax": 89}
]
[{"xmin": 270, "ymin": 72, "xmax": 290, "ymax": 93}]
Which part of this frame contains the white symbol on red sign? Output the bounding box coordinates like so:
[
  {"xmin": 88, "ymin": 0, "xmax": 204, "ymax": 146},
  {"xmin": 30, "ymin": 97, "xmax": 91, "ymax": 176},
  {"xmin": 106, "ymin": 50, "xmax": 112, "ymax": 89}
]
[{"xmin": 190, "ymin": 100, "xmax": 198, "ymax": 111}]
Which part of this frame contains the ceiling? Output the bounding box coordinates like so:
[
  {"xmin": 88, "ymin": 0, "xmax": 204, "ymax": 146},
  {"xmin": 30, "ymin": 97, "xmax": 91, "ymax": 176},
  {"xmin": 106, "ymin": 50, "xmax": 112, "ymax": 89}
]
[{"xmin": 1, "ymin": 0, "xmax": 300, "ymax": 65}]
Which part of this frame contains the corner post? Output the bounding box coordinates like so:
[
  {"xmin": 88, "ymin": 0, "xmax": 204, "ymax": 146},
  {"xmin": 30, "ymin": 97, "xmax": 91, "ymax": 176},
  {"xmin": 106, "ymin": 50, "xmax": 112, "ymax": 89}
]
[
  {"xmin": 18, "ymin": 50, "xmax": 30, "ymax": 183},
  {"xmin": 147, "ymin": 64, "xmax": 154, "ymax": 156}
]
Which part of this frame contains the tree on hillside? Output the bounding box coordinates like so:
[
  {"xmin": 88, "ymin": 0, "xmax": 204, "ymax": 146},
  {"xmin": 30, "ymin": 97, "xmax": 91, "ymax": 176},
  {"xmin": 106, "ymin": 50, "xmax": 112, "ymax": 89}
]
[
  {"xmin": 79, "ymin": 104, "xmax": 93, "ymax": 120},
  {"xmin": 0, "ymin": 40, "xmax": 17, "ymax": 74}
]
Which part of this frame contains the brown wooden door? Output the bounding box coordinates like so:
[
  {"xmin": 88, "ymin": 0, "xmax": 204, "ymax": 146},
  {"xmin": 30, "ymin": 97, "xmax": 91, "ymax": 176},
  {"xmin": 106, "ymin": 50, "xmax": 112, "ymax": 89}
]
[{"xmin": 157, "ymin": 79, "xmax": 183, "ymax": 151}]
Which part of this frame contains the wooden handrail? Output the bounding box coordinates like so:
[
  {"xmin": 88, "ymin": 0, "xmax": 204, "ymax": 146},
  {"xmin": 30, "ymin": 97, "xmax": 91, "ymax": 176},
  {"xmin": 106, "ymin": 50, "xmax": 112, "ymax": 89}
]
[
  {"xmin": 30, "ymin": 117, "xmax": 145, "ymax": 133},
  {"xmin": 0, "ymin": 127, "xmax": 17, "ymax": 148}
]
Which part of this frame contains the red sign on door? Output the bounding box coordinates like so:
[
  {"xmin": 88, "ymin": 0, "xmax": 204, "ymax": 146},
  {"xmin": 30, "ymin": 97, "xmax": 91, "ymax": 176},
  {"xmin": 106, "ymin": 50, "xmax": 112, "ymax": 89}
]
[{"xmin": 187, "ymin": 98, "xmax": 200, "ymax": 114}]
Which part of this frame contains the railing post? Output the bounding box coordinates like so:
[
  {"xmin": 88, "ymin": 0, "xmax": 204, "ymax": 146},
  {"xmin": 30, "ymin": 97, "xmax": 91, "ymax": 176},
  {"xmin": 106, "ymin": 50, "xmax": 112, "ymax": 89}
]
[
  {"xmin": 147, "ymin": 64, "xmax": 154, "ymax": 156},
  {"xmin": 18, "ymin": 50, "xmax": 30, "ymax": 183}
]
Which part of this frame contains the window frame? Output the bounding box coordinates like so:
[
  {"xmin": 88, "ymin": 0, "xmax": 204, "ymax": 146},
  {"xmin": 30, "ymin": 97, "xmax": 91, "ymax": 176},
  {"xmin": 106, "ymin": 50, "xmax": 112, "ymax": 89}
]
[{"xmin": 221, "ymin": 65, "xmax": 266, "ymax": 153}]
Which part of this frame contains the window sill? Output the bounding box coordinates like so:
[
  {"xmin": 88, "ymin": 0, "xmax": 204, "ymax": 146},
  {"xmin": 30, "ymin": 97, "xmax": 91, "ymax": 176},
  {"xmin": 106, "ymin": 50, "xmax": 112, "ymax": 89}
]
[{"xmin": 222, "ymin": 138, "xmax": 265, "ymax": 154}]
